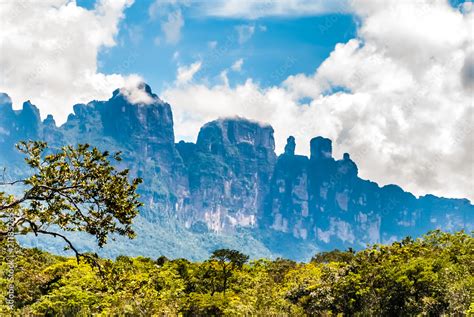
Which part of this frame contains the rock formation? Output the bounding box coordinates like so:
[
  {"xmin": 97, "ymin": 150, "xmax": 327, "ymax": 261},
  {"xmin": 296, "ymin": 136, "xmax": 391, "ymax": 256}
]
[
  {"xmin": 0, "ymin": 84, "xmax": 472, "ymax": 259},
  {"xmin": 178, "ymin": 118, "xmax": 276, "ymax": 232}
]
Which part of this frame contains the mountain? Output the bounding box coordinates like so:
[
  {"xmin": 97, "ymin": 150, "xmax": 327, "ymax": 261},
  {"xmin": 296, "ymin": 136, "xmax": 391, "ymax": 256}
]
[{"xmin": 0, "ymin": 84, "xmax": 472, "ymax": 261}]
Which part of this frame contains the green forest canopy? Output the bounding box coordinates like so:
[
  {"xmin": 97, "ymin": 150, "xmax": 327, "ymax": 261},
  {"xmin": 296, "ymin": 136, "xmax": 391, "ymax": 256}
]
[{"xmin": 0, "ymin": 230, "xmax": 472, "ymax": 316}]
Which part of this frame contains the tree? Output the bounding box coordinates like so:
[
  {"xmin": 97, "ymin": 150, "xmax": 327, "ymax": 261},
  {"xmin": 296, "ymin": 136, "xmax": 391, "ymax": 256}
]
[
  {"xmin": 267, "ymin": 258, "xmax": 297, "ymax": 284},
  {"xmin": 0, "ymin": 141, "xmax": 142, "ymax": 264},
  {"xmin": 311, "ymin": 248, "xmax": 355, "ymax": 264},
  {"xmin": 1, "ymin": 230, "xmax": 472, "ymax": 315},
  {"xmin": 209, "ymin": 249, "xmax": 249, "ymax": 295}
]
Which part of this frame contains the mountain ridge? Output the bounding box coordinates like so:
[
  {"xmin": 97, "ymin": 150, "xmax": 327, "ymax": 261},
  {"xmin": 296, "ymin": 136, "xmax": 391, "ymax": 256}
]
[{"xmin": 0, "ymin": 83, "xmax": 472, "ymax": 260}]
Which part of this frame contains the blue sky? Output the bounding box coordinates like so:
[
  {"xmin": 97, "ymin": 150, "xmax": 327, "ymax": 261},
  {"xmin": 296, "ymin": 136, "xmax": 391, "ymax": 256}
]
[
  {"xmin": 76, "ymin": 0, "xmax": 469, "ymax": 94},
  {"xmin": 78, "ymin": 0, "xmax": 357, "ymax": 92},
  {"xmin": 0, "ymin": 0, "xmax": 472, "ymax": 201}
]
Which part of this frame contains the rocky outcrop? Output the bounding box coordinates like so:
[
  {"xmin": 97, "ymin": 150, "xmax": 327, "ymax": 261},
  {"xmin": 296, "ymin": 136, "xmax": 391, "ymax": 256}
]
[
  {"xmin": 0, "ymin": 95, "xmax": 42, "ymax": 162},
  {"xmin": 179, "ymin": 118, "xmax": 277, "ymax": 232},
  {"xmin": 265, "ymin": 136, "xmax": 473, "ymax": 249},
  {"xmin": 0, "ymin": 85, "xmax": 189, "ymax": 222},
  {"xmin": 266, "ymin": 136, "xmax": 310, "ymax": 238},
  {"xmin": 0, "ymin": 84, "xmax": 472, "ymax": 259}
]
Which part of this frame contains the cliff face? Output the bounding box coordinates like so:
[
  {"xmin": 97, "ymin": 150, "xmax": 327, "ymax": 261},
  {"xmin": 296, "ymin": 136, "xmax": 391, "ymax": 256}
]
[
  {"xmin": 0, "ymin": 95, "xmax": 41, "ymax": 161},
  {"xmin": 265, "ymin": 136, "xmax": 472, "ymax": 249},
  {"xmin": 0, "ymin": 85, "xmax": 472, "ymax": 259},
  {"xmin": 266, "ymin": 136, "xmax": 378, "ymax": 245},
  {"xmin": 177, "ymin": 118, "xmax": 277, "ymax": 232}
]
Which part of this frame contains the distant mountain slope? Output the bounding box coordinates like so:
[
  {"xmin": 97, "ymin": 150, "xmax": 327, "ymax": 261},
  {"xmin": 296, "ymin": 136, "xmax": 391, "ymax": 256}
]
[{"xmin": 0, "ymin": 83, "xmax": 472, "ymax": 260}]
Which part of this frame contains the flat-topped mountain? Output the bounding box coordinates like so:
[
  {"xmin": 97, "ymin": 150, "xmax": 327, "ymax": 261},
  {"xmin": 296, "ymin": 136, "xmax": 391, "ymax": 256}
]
[{"xmin": 0, "ymin": 84, "xmax": 471, "ymax": 260}]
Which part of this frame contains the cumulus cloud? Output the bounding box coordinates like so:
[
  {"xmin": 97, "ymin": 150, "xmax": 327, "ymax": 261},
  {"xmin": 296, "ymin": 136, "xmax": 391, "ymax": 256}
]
[
  {"xmin": 461, "ymin": 52, "xmax": 474, "ymax": 90},
  {"xmin": 164, "ymin": 0, "xmax": 474, "ymax": 201},
  {"xmin": 176, "ymin": 61, "xmax": 202, "ymax": 85},
  {"xmin": 0, "ymin": 0, "xmax": 135, "ymax": 123}
]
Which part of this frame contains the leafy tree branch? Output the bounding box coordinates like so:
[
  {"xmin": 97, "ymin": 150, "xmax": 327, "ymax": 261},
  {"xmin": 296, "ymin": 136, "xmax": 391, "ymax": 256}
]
[{"xmin": 0, "ymin": 141, "xmax": 143, "ymax": 265}]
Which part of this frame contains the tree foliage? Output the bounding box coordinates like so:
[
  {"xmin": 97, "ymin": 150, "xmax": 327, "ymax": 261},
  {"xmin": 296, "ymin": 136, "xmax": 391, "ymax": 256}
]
[
  {"xmin": 0, "ymin": 230, "xmax": 472, "ymax": 316},
  {"xmin": 0, "ymin": 141, "xmax": 142, "ymax": 262},
  {"xmin": 209, "ymin": 249, "xmax": 249, "ymax": 295}
]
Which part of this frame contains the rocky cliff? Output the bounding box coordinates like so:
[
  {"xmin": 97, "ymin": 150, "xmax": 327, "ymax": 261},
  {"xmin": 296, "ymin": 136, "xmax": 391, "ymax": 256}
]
[
  {"xmin": 177, "ymin": 118, "xmax": 276, "ymax": 232},
  {"xmin": 0, "ymin": 84, "xmax": 472, "ymax": 260},
  {"xmin": 265, "ymin": 136, "xmax": 471, "ymax": 251}
]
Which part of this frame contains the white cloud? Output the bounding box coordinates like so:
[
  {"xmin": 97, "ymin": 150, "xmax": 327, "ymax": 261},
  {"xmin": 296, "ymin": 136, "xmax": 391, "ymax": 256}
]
[
  {"xmin": 196, "ymin": 0, "xmax": 349, "ymax": 19},
  {"xmin": 148, "ymin": 0, "xmax": 190, "ymax": 19},
  {"xmin": 176, "ymin": 61, "xmax": 202, "ymax": 85},
  {"xmin": 161, "ymin": 9, "xmax": 184, "ymax": 44},
  {"xmin": 0, "ymin": 0, "xmax": 135, "ymax": 123},
  {"xmin": 164, "ymin": 0, "xmax": 474, "ymax": 201},
  {"xmin": 235, "ymin": 24, "xmax": 255, "ymax": 44},
  {"xmin": 149, "ymin": 0, "xmax": 186, "ymax": 45},
  {"xmin": 231, "ymin": 58, "xmax": 244, "ymax": 72},
  {"xmin": 119, "ymin": 75, "xmax": 155, "ymax": 105}
]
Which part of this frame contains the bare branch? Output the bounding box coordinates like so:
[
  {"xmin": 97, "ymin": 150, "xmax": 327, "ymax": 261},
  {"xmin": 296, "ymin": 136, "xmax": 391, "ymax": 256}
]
[
  {"xmin": 24, "ymin": 219, "xmax": 104, "ymax": 276},
  {"xmin": 0, "ymin": 179, "xmax": 26, "ymax": 186},
  {"xmin": 35, "ymin": 229, "xmax": 81, "ymax": 262}
]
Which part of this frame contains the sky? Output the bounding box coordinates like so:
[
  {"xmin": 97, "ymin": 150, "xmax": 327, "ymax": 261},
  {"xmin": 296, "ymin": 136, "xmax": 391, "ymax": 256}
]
[{"xmin": 0, "ymin": 0, "xmax": 473, "ymax": 201}]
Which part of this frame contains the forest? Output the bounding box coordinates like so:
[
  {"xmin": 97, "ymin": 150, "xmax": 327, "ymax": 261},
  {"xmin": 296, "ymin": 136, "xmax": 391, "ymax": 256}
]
[
  {"xmin": 0, "ymin": 143, "xmax": 472, "ymax": 315},
  {"xmin": 0, "ymin": 230, "xmax": 472, "ymax": 316}
]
